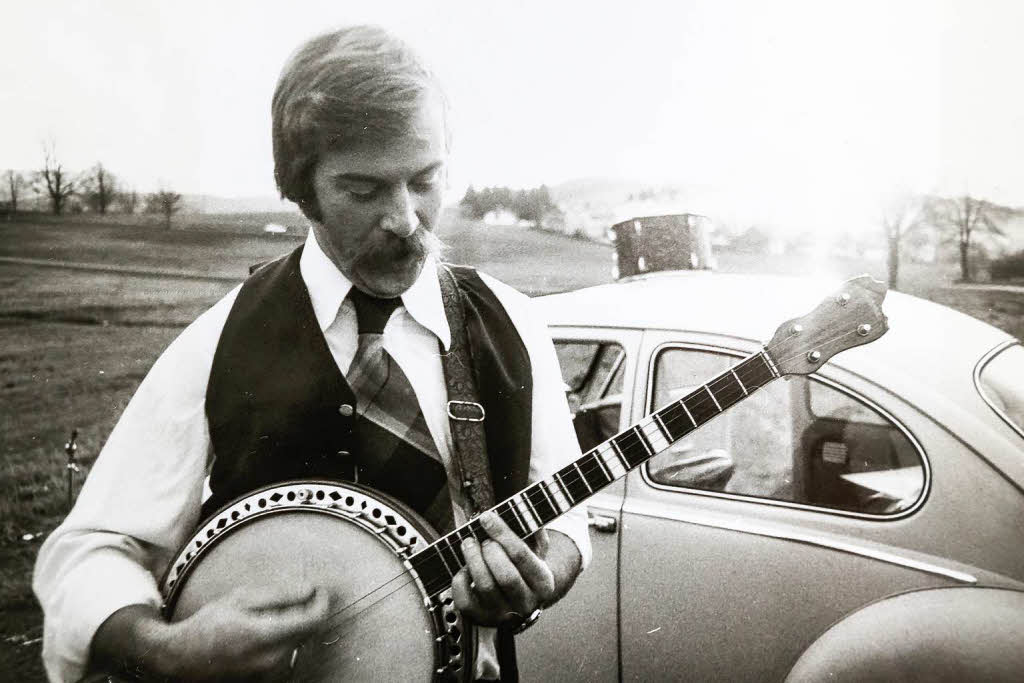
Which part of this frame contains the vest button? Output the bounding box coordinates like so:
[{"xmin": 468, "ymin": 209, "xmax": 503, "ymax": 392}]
[{"xmin": 338, "ymin": 403, "xmax": 354, "ymax": 417}]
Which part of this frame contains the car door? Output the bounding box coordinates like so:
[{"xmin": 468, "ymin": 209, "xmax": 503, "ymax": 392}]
[
  {"xmin": 517, "ymin": 327, "xmax": 642, "ymax": 681},
  {"xmin": 615, "ymin": 328, "xmax": 967, "ymax": 682}
]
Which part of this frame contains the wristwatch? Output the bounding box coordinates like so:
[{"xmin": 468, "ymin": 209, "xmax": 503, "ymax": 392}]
[{"xmin": 510, "ymin": 607, "xmax": 543, "ymax": 634}]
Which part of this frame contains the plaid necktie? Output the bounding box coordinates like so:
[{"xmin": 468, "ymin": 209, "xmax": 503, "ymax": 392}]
[{"xmin": 346, "ymin": 287, "xmax": 455, "ymax": 531}]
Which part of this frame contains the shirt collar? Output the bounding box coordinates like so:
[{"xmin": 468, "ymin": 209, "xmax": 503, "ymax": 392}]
[{"xmin": 299, "ymin": 230, "xmax": 451, "ymax": 350}]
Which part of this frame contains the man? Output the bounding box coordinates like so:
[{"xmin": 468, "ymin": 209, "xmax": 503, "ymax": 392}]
[{"xmin": 34, "ymin": 25, "xmax": 589, "ymax": 682}]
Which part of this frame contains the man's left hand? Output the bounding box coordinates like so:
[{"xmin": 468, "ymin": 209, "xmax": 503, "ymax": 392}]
[{"xmin": 452, "ymin": 511, "xmax": 581, "ymax": 628}]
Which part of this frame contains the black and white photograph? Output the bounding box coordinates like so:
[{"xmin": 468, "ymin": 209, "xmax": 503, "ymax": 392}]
[{"xmin": 2, "ymin": 1, "xmax": 1023, "ymax": 681}]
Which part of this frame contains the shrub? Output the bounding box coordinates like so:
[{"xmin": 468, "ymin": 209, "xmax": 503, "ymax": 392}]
[{"xmin": 989, "ymin": 250, "xmax": 1024, "ymax": 281}]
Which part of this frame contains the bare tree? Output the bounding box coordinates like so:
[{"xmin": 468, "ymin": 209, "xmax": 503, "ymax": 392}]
[
  {"xmin": 83, "ymin": 163, "xmax": 118, "ymax": 215},
  {"xmin": 146, "ymin": 189, "xmax": 183, "ymax": 229},
  {"xmin": 119, "ymin": 188, "xmax": 139, "ymax": 215},
  {"xmin": 927, "ymin": 194, "xmax": 1012, "ymax": 282},
  {"xmin": 36, "ymin": 144, "xmax": 76, "ymax": 215},
  {"xmin": 880, "ymin": 194, "xmax": 923, "ymax": 290},
  {"xmin": 4, "ymin": 170, "xmax": 25, "ymax": 216}
]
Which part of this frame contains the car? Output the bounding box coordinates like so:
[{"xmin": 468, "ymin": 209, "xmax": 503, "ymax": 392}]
[{"xmin": 517, "ymin": 270, "xmax": 1024, "ymax": 681}]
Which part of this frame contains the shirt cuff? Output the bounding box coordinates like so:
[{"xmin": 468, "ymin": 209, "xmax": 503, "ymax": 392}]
[
  {"xmin": 544, "ymin": 505, "xmax": 592, "ymax": 570},
  {"xmin": 41, "ymin": 548, "xmax": 161, "ymax": 683}
]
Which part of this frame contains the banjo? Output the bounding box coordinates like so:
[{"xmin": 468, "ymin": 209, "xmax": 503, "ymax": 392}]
[{"xmin": 144, "ymin": 275, "xmax": 887, "ymax": 681}]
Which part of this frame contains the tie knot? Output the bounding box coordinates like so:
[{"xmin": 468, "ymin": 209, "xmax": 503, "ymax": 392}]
[{"xmin": 348, "ymin": 287, "xmax": 401, "ymax": 334}]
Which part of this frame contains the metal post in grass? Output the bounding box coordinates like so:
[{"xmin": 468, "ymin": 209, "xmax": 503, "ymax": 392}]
[{"xmin": 65, "ymin": 429, "xmax": 79, "ymax": 510}]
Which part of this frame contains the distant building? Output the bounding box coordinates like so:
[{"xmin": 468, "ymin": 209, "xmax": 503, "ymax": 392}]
[{"xmin": 482, "ymin": 208, "xmax": 518, "ymax": 226}]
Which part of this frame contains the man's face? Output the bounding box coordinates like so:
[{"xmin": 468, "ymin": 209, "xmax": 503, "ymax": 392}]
[{"xmin": 309, "ymin": 96, "xmax": 446, "ymax": 298}]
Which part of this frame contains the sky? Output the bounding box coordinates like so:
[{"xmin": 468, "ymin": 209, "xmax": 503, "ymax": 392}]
[{"xmin": 2, "ymin": 0, "xmax": 1022, "ymax": 233}]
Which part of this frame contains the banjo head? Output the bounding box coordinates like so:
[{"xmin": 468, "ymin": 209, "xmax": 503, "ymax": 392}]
[{"xmin": 161, "ymin": 481, "xmax": 471, "ymax": 682}]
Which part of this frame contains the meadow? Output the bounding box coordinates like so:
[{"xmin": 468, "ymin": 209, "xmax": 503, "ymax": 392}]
[{"xmin": 1, "ymin": 212, "xmax": 1020, "ymax": 679}]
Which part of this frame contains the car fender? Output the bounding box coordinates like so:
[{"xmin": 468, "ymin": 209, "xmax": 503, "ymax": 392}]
[{"xmin": 785, "ymin": 586, "xmax": 1024, "ymax": 682}]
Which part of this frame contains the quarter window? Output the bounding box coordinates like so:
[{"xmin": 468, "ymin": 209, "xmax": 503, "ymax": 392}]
[
  {"xmin": 647, "ymin": 347, "xmax": 925, "ymax": 515},
  {"xmin": 555, "ymin": 341, "xmax": 625, "ymax": 452}
]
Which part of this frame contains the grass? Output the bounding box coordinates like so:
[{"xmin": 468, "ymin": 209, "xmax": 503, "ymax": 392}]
[
  {"xmin": 0, "ymin": 212, "xmax": 1019, "ymax": 679},
  {"xmin": 7, "ymin": 210, "xmax": 310, "ymax": 235}
]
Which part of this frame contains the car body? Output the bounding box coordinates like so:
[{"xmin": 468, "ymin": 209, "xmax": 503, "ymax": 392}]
[{"xmin": 517, "ymin": 271, "xmax": 1024, "ymax": 681}]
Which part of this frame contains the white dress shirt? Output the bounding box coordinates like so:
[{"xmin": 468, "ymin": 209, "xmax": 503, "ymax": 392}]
[{"xmin": 33, "ymin": 231, "xmax": 591, "ymax": 683}]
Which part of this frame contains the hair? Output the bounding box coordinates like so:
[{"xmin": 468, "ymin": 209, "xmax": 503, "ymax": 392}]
[{"xmin": 271, "ymin": 25, "xmax": 448, "ymax": 221}]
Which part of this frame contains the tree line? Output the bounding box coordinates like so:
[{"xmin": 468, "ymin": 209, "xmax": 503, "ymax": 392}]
[
  {"xmin": 5, "ymin": 147, "xmax": 1016, "ymax": 283},
  {"xmin": 2, "ymin": 143, "xmax": 183, "ymax": 229},
  {"xmin": 880, "ymin": 193, "xmax": 1018, "ymax": 286},
  {"xmin": 459, "ymin": 185, "xmax": 559, "ymax": 227}
]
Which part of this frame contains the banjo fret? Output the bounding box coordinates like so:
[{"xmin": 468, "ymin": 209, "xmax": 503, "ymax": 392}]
[{"xmin": 501, "ymin": 498, "xmax": 530, "ymax": 536}]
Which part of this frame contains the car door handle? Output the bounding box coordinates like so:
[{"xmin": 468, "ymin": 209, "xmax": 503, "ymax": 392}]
[{"xmin": 587, "ymin": 512, "xmax": 618, "ymax": 533}]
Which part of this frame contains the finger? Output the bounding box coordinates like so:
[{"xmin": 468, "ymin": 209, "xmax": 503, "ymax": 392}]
[
  {"xmin": 480, "ymin": 539, "xmax": 533, "ymax": 615},
  {"xmin": 531, "ymin": 528, "xmax": 550, "ymax": 557},
  {"xmin": 255, "ymin": 586, "xmax": 331, "ymax": 643},
  {"xmin": 451, "ymin": 568, "xmax": 476, "ymax": 613},
  {"xmin": 460, "ymin": 536, "xmax": 501, "ymax": 610},
  {"xmin": 239, "ymin": 582, "xmax": 320, "ymax": 611},
  {"xmin": 478, "ymin": 511, "xmax": 555, "ymax": 600},
  {"xmin": 452, "ymin": 567, "xmax": 505, "ymax": 626}
]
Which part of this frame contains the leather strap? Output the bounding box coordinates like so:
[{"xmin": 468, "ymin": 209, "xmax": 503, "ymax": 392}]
[{"xmin": 437, "ymin": 264, "xmax": 496, "ymax": 515}]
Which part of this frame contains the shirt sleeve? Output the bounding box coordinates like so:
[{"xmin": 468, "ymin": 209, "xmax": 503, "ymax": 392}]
[
  {"xmin": 32, "ymin": 288, "xmax": 238, "ymax": 683},
  {"xmin": 477, "ymin": 274, "xmax": 593, "ymax": 569}
]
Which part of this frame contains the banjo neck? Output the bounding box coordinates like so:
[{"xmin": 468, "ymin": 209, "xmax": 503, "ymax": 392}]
[
  {"xmin": 409, "ymin": 350, "xmax": 779, "ymax": 598},
  {"xmin": 408, "ymin": 274, "xmax": 889, "ymax": 599}
]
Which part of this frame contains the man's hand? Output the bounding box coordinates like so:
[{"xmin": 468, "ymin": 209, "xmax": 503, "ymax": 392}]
[
  {"xmin": 451, "ymin": 511, "xmax": 582, "ymax": 628},
  {"xmin": 91, "ymin": 583, "xmax": 330, "ymax": 681}
]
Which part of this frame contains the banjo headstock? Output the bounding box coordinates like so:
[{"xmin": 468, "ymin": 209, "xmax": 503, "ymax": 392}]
[{"xmin": 764, "ymin": 274, "xmax": 889, "ymax": 376}]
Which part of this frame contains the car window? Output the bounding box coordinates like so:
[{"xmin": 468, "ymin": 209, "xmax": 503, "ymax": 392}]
[
  {"xmin": 555, "ymin": 341, "xmax": 625, "ymax": 452},
  {"xmin": 647, "ymin": 347, "xmax": 925, "ymax": 515},
  {"xmin": 976, "ymin": 342, "xmax": 1024, "ymax": 440}
]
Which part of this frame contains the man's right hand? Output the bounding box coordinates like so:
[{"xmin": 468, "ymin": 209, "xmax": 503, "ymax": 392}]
[{"xmin": 91, "ymin": 583, "xmax": 330, "ymax": 681}]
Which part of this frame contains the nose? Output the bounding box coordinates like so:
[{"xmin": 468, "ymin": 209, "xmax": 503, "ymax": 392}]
[{"xmin": 379, "ymin": 186, "xmax": 418, "ymax": 238}]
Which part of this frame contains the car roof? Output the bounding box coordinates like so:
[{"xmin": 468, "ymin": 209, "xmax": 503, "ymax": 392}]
[
  {"xmin": 537, "ymin": 271, "xmax": 1010, "ymax": 354},
  {"xmin": 537, "ymin": 271, "xmax": 1021, "ymax": 473}
]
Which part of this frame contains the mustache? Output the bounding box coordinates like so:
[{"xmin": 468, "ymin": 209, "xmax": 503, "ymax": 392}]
[
  {"xmin": 365, "ymin": 226, "xmax": 445, "ymax": 263},
  {"xmin": 391, "ymin": 227, "xmax": 445, "ymax": 259},
  {"xmin": 415, "ymin": 227, "xmax": 445, "ymax": 259}
]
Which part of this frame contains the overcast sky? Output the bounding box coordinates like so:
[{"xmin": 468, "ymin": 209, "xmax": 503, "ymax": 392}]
[{"xmin": 2, "ymin": 0, "xmax": 1022, "ymax": 232}]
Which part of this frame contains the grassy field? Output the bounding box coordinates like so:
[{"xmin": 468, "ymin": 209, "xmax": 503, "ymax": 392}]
[{"xmin": 1, "ymin": 213, "xmax": 1020, "ymax": 679}]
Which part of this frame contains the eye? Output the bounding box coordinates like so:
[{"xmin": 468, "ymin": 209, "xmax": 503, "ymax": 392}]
[
  {"xmin": 348, "ymin": 188, "xmax": 378, "ymax": 202},
  {"xmin": 410, "ymin": 169, "xmax": 441, "ymax": 194},
  {"xmin": 336, "ymin": 179, "xmax": 379, "ymax": 200}
]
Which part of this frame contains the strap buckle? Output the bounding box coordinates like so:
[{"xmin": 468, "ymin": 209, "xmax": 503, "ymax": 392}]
[{"xmin": 447, "ymin": 400, "xmax": 486, "ymax": 422}]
